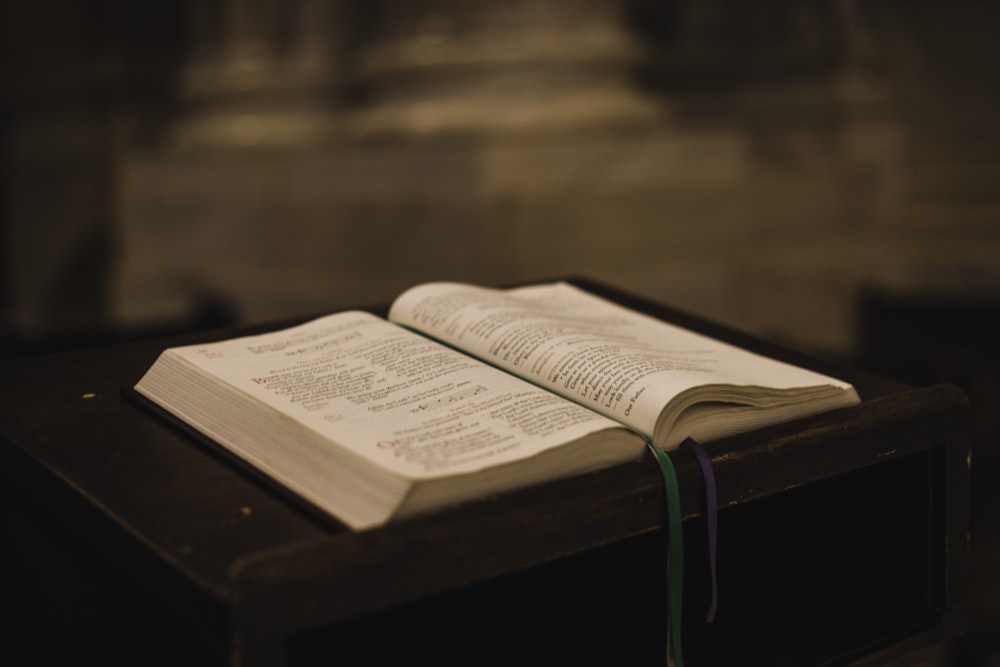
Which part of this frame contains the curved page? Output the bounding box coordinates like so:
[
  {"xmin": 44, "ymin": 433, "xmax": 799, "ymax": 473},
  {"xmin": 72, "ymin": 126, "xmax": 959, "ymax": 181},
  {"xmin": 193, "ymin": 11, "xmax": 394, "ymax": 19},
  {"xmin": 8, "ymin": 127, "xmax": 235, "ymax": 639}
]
[{"xmin": 389, "ymin": 282, "xmax": 859, "ymax": 449}]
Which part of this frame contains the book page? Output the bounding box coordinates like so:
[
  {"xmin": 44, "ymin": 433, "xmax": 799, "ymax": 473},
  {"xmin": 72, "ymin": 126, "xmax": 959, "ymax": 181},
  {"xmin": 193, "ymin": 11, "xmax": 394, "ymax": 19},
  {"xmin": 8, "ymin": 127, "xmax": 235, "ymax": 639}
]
[
  {"xmin": 389, "ymin": 282, "xmax": 857, "ymax": 442},
  {"xmin": 158, "ymin": 311, "xmax": 626, "ymax": 480}
]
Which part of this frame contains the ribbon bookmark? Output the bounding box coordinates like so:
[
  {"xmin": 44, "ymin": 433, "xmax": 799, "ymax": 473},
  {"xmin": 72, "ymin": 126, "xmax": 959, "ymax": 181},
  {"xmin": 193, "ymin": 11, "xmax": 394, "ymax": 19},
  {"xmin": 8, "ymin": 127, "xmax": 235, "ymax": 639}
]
[
  {"xmin": 682, "ymin": 437, "xmax": 719, "ymax": 624},
  {"xmin": 647, "ymin": 443, "xmax": 684, "ymax": 667}
]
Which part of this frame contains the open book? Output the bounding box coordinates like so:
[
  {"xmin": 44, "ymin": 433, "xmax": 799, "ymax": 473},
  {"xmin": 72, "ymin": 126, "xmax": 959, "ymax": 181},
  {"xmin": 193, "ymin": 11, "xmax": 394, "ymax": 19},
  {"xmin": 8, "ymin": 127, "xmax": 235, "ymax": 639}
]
[{"xmin": 134, "ymin": 281, "xmax": 860, "ymax": 530}]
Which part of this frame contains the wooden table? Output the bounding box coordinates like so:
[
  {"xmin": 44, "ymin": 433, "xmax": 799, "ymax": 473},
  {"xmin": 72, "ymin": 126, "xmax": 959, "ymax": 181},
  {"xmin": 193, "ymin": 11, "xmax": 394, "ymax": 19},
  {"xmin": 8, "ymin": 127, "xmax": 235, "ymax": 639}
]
[{"xmin": 0, "ymin": 279, "xmax": 971, "ymax": 666}]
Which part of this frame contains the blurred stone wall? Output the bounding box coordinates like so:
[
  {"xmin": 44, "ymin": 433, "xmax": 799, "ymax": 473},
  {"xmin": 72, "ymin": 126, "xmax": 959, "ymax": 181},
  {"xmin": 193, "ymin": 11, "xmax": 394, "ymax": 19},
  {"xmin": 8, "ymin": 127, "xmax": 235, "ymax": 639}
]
[{"xmin": 3, "ymin": 0, "xmax": 999, "ymax": 360}]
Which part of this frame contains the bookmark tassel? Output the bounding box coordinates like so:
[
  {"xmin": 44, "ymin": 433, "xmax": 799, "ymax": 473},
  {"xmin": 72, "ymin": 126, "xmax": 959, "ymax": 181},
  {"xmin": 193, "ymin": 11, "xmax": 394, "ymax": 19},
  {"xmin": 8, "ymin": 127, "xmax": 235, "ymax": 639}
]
[
  {"xmin": 647, "ymin": 443, "xmax": 684, "ymax": 667},
  {"xmin": 681, "ymin": 437, "xmax": 719, "ymax": 623}
]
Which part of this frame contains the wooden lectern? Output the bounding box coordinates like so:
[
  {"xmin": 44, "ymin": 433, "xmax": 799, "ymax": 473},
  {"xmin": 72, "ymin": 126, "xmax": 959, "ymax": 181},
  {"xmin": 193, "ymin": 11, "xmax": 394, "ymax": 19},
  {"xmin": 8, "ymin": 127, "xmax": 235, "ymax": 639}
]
[{"xmin": 0, "ymin": 279, "xmax": 970, "ymax": 666}]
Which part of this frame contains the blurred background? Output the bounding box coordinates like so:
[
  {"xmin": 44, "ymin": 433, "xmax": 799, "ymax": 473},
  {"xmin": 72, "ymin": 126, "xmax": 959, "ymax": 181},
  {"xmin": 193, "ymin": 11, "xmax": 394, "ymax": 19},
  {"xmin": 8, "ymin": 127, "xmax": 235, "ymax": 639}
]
[{"xmin": 1, "ymin": 1, "xmax": 997, "ymax": 664}]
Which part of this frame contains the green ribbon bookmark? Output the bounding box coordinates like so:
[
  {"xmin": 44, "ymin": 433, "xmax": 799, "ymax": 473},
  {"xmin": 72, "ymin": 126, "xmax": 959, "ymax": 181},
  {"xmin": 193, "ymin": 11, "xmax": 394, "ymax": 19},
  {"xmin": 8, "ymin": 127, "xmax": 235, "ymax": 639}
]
[{"xmin": 647, "ymin": 442, "xmax": 684, "ymax": 667}]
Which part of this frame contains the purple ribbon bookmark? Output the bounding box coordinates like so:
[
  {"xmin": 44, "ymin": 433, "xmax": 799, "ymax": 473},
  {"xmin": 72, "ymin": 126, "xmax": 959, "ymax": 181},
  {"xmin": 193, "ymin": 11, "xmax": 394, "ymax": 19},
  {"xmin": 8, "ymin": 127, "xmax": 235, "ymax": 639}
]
[{"xmin": 681, "ymin": 437, "xmax": 718, "ymax": 623}]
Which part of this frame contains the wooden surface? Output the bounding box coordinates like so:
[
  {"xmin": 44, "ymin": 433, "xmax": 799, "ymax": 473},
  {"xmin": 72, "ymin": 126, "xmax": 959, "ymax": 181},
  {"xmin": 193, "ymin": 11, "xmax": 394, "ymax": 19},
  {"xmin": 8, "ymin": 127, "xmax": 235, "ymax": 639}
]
[{"xmin": 0, "ymin": 279, "xmax": 971, "ymax": 666}]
